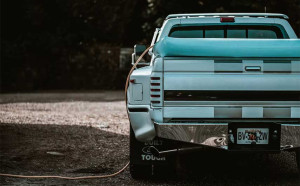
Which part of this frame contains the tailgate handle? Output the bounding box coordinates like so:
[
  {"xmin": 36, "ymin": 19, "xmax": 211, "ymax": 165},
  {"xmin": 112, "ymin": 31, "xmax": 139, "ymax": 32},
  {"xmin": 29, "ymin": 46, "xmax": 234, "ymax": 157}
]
[{"xmin": 245, "ymin": 66, "xmax": 261, "ymax": 71}]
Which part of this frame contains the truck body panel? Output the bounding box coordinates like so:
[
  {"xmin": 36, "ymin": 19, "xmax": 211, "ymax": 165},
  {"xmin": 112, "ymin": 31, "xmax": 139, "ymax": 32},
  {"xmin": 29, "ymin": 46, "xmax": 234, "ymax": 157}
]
[{"xmin": 128, "ymin": 13, "xmax": 300, "ymax": 150}]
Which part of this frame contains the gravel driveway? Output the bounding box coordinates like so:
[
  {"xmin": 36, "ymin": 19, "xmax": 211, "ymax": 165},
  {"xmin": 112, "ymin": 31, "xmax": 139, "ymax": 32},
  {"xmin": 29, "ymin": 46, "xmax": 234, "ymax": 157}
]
[
  {"xmin": 0, "ymin": 92, "xmax": 129, "ymax": 135},
  {"xmin": 0, "ymin": 92, "xmax": 300, "ymax": 186}
]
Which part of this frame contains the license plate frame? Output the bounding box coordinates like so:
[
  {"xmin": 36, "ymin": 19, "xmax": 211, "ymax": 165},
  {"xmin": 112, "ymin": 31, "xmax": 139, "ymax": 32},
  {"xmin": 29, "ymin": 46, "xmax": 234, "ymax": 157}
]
[{"xmin": 228, "ymin": 122, "xmax": 281, "ymax": 151}]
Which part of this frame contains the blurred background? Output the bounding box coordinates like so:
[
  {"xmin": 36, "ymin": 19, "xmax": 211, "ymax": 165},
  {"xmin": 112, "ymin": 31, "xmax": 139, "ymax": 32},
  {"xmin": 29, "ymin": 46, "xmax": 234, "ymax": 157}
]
[{"xmin": 1, "ymin": 0, "xmax": 300, "ymax": 93}]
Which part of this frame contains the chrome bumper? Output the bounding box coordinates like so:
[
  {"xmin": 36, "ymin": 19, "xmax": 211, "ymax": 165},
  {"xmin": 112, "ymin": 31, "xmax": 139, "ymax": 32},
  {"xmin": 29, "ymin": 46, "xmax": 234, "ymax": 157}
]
[{"xmin": 155, "ymin": 123, "xmax": 300, "ymax": 150}]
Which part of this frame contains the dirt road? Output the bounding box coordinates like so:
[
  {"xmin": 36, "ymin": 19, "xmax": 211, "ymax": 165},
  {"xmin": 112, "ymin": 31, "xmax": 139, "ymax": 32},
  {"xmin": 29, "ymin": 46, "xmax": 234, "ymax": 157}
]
[{"xmin": 0, "ymin": 92, "xmax": 300, "ymax": 185}]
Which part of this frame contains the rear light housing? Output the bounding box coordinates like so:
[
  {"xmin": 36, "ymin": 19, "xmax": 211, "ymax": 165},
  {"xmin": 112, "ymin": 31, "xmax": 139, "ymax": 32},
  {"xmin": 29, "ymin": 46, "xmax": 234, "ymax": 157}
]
[
  {"xmin": 150, "ymin": 75, "xmax": 162, "ymax": 105},
  {"xmin": 151, "ymin": 83, "xmax": 160, "ymax": 86},
  {"xmin": 151, "ymin": 101, "xmax": 160, "ymax": 104},
  {"xmin": 151, "ymin": 95, "xmax": 160, "ymax": 98},
  {"xmin": 151, "ymin": 77, "xmax": 160, "ymax": 80},
  {"xmin": 151, "ymin": 89, "xmax": 160, "ymax": 92}
]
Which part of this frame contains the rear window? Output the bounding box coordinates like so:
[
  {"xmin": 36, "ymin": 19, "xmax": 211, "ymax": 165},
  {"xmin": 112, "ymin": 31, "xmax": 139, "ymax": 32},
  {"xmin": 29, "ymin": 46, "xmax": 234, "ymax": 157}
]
[{"xmin": 169, "ymin": 25, "xmax": 286, "ymax": 39}]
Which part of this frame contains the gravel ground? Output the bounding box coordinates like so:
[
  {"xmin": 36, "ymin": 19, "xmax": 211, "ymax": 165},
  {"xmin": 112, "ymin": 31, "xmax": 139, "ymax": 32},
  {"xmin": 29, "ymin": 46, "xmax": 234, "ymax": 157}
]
[
  {"xmin": 0, "ymin": 91, "xmax": 129, "ymax": 135},
  {"xmin": 0, "ymin": 92, "xmax": 300, "ymax": 186}
]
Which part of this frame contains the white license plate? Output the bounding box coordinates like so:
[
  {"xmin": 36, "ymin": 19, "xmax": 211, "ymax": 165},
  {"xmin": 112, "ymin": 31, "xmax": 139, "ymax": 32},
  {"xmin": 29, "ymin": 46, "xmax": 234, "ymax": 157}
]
[{"xmin": 237, "ymin": 128, "xmax": 269, "ymax": 145}]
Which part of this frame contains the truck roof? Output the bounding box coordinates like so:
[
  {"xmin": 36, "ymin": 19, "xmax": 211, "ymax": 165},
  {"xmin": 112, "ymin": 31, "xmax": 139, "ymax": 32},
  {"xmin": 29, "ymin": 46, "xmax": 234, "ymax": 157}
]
[{"xmin": 166, "ymin": 13, "xmax": 289, "ymax": 20}]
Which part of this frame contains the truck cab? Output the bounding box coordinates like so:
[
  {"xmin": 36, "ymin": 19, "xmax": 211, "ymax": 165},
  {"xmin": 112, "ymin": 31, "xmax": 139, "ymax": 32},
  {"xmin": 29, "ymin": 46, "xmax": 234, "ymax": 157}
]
[{"xmin": 127, "ymin": 13, "xmax": 300, "ymax": 179}]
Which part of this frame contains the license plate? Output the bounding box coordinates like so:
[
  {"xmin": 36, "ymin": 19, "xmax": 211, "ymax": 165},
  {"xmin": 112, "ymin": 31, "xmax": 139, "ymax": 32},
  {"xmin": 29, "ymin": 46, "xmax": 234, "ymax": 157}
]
[{"xmin": 237, "ymin": 128, "xmax": 269, "ymax": 145}]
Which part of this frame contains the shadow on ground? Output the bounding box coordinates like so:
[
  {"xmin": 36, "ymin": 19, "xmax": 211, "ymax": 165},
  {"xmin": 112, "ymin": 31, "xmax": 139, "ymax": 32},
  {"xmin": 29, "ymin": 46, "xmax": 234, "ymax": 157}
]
[
  {"xmin": 0, "ymin": 91, "xmax": 124, "ymax": 103},
  {"xmin": 0, "ymin": 123, "xmax": 299, "ymax": 186}
]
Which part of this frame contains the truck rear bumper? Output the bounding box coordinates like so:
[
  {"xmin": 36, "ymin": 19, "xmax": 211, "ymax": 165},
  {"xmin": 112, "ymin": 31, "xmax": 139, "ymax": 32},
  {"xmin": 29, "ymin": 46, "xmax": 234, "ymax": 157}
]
[
  {"xmin": 128, "ymin": 105, "xmax": 300, "ymax": 150},
  {"xmin": 155, "ymin": 122, "xmax": 300, "ymax": 150},
  {"xmin": 155, "ymin": 123, "xmax": 228, "ymax": 148},
  {"xmin": 128, "ymin": 105, "xmax": 156, "ymax": 142}
]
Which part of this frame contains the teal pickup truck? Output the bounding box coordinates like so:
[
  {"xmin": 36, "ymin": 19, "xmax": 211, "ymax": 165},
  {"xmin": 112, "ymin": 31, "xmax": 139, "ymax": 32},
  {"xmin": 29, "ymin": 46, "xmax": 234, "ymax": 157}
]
[{"xmin": 127, "ymin": 13, "xmax": 300, "ymax": 178}]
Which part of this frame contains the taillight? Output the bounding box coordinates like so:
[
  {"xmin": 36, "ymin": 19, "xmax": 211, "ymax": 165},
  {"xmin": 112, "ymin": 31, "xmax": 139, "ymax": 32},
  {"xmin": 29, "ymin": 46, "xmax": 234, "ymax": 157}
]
[
  {"xmin": 220, "ymin": 17, "xmax": 235, "ymax": 22},
  {"xmin": 151, "ymin": 77, "xmax": 160, "ymax": 80},
  {"xmin": 150, "ymin": 75, "xmax": 161, "ymax": 105},
  {"xmin": 151, "ymin": 95, "xmax": 160, "ymax": 98},
  {"xmin": 151, "ymin": 101, "xmax": 160, "ymax": 104},
  {"xmin": 151, "ymin": 83, "xmax": 160, "ymax": 86},
  {"xmin": 151, "ymin": 89, "xmax": 160, "ymax": 92}
]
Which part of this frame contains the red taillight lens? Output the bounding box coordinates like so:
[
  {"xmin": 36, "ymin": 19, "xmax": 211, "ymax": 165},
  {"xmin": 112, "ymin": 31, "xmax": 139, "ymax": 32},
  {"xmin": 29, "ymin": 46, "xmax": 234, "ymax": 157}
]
[
  {"xmin": 151, "ymin": 89, "xmax": 160, "ymax": 92},
  {"xmin": 151, "ymin": 77, "xmax": 160, "ymax": 80},
  {"xmin": 220, "ymin": 17, "xmax": 235, "ymax": 22},
  {"xmin": 151, "ymin": 95, "xmax": 160, "ymax": 98},
  {"xmin": 130, "ymin": 79, "xmax": 135, "ymax": 83},
  {"xmin": 151, "ymin": 101, "xmax": 160, "ymax": 104},
  {"xmin": 151, "ymin": 83, "xmax": 160, "ymax": 86}
]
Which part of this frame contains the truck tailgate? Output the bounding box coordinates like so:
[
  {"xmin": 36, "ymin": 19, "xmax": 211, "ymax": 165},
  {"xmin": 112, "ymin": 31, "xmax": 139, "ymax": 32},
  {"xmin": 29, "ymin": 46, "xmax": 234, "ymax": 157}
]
[{"xmin": 162, "ymin": 58, "xmax": 300, "ymax": 119}]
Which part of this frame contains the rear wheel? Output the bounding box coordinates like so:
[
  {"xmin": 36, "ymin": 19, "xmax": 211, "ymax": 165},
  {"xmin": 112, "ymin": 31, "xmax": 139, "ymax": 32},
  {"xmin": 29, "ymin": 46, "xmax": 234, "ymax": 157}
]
[
  {"xmin": 296, "ymin": 149, "xmax": 300, "ymax": 175},
  {"xmin": 129, "ymin": 125, "xmax": 176, "ymax": 179}
]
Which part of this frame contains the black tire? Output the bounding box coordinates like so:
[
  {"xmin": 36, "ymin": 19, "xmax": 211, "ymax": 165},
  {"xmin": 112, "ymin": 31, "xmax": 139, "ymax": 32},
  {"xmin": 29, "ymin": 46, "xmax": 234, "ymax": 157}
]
[
  {"xmin": 296, "ymin": 149, "xmax": 300, "ymax": 175},
  {"xmin": 129, "ymin": 125, "xmax": 176, "ymax": 179}
]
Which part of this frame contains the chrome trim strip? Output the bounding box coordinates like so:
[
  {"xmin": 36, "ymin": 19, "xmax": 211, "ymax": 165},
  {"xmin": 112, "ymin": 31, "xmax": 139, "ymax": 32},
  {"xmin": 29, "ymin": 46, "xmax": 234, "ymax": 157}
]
[
  {"xmin": 155, "ymin": 123, "xmax": 228, "ymax": 148},
  {"xmin": 166, "ymin": 13, "xmax": 289, "ymax": 20},
  {"xmin": 162, "ymin": 106, "xmax": 299, "ymax": 119},
  {"xmin": 157, "ymin": 123, "xmax": 228, "ymax": 126},
  {"xmin": 164, "ymin": 101, "xmax": 300, "ymax": 107},
  {"xmin": 155, "ymin": 123, "xmax": 300, "ymax": 150},
  {"xmin": 163, "ymin": 57, "xmax": 300, "ymax": 60}
]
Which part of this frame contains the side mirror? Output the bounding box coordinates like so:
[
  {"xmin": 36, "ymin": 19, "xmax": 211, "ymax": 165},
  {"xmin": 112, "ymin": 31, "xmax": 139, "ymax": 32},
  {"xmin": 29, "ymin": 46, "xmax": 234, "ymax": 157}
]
[
  {"xmin": 134, "ymin": 45, "xmax": 146, "ymax": 56},
  {"xmin": 132, "ymin": 44, "xmax": 149, "ymax": 66}
]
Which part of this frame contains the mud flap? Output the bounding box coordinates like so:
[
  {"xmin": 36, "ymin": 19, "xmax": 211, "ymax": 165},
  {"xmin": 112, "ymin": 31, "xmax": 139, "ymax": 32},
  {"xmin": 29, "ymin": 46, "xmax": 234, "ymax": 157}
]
[
  {"xmin": 129, "ymin": 126, "xmax": 177, "ymax": 178},
  {"xmin": 130, "ymin": 126, "xmax": 177, "ymax": 164},
  {"xmin": 297, "ymin": 149, "xmax": 300, "ymax": 174}
]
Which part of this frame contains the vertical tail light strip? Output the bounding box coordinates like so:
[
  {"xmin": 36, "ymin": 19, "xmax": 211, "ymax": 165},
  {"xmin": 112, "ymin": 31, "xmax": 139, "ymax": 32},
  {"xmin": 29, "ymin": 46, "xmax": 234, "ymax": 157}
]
[{"xmin": 150, "ymin": 73, "xmax": 163, "ymax": 106}]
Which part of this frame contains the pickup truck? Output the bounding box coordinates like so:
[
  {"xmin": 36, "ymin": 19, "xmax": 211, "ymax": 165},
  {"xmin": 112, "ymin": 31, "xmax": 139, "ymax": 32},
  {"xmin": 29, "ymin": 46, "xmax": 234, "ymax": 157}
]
[{"xmin": 127, "ymin": 13, "xmax": 300, "ymax": 179}]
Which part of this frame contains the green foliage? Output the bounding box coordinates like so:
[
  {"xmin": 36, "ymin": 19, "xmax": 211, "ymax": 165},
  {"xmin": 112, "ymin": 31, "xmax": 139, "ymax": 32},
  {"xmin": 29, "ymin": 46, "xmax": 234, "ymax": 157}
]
[
  {"xmin": 143, "ymin": 0, "xmax": 300, "ymax": 38},
  {"xmin": 1, "ymin": 0, "xmax": 299, "ymax": 92},
  {"xmin": 1, "ymin": 0, "xmax": 147, "ymax": 91}
]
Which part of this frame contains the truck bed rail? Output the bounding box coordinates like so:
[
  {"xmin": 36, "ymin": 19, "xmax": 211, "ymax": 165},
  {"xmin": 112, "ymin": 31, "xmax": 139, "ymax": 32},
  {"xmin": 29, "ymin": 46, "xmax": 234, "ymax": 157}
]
[{"xmin": 153, "ymin": 37, "xmax": 300, "ymax": 58}]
